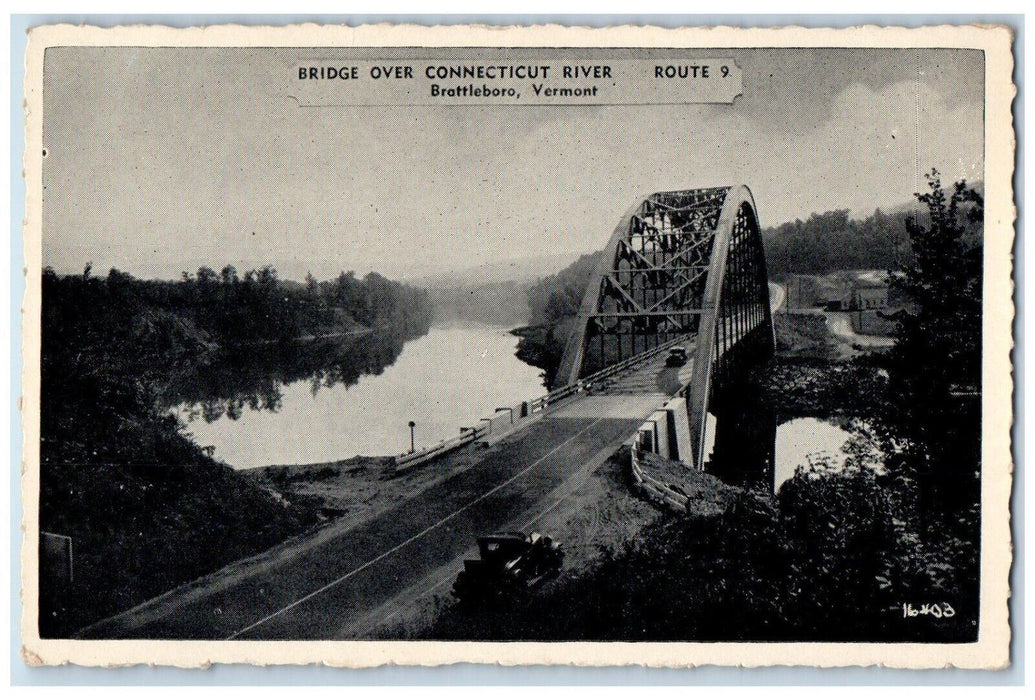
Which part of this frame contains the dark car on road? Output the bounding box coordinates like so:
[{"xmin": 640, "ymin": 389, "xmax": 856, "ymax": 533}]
[
  {"xmin": 452, "ymin": 531, "xmax": 564, "ymax": 604},
  {"xmin": 665, "ymin": 346, "xmax": 688, "ymax": 367}
]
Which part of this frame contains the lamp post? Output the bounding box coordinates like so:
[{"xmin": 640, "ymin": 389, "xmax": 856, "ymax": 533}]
[{"xmin": 408, "ymin": 421, "xmax": 416, "ymax": 454}]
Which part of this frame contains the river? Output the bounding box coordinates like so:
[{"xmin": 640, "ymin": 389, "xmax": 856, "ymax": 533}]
[
  {"xmin": 703, "ymin": 410, "xmax": 856, "ymax": 492},
  {"xmin": 174, "ymin": 325, "xmax": 546, "ymax": 469},
  {"xmin": 175, "ymin": 322, "xmax": 858, "ymax": 484}
]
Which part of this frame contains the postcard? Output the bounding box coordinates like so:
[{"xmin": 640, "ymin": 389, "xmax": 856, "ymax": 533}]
[{"xmin": 20, "ymin": 22, "xmax": 1015, "ymax": 669}]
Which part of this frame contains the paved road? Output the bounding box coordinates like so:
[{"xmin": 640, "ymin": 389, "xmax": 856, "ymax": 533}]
[
  {"xmin": 826, "ymin": 312, "xmax": 895, "ymax": 347},
  {"xmin": 82, "ymin": 390, "xmax": 667, "ymax": 640}
]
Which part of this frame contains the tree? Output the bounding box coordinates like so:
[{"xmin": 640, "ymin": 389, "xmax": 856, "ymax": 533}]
[
  {"xmin": 884, "ymin": 170, "xmax": 983, "ymax": 516},
  {"xmin": 220, "ymin": 265, "xmax": 239, "ymax": 286}
]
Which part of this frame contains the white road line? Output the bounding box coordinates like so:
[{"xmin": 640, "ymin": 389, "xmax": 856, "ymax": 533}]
[
  {"xmin": 518, "ymin": 455, "xmax": 601, "ymax": 530},
  {"xmin": 226, "ymin": 416, "xmax": 607, "ymax": 640},
  {"xmin": 361, "ymin": 441, "xmax": 620, "ymax": 638}
]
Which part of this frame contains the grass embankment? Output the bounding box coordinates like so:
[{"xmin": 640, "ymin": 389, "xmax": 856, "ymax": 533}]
[
  {"xmin": 774, "ymin": 312, "xmax": 841, "ymax": 359},
  {"xmin": 40, "ymin": 440, "xmax": 320, "ymax": 638}
]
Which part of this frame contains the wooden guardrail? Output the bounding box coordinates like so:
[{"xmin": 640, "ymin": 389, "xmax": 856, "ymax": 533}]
[
  {"xmin": 629, "ymin": 445, "xmax": 689, "ymax": 514},
  {"xmin": 393, "ymin": 334, "xmax": 694, "ymax": 475}
]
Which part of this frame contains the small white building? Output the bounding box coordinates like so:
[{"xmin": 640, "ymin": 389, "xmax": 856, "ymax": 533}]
[{"xmin": 842, "ymin": 272, "xmax": 890, "ymax": 311}]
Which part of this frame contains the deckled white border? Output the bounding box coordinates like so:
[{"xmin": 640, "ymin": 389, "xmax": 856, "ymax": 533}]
[{"xmin": 20, "ymin": 22, "xmax": 1016, "ymax": 669}]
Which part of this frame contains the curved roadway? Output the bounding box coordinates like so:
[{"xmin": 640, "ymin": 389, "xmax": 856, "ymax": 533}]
[{"xmin": 81, "ymin": 368, "xmax": 671, "ymax": 640}]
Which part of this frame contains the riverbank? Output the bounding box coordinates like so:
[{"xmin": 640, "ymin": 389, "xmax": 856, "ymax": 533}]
[
  {"xmin": 176, "ymin": 325, "xmax": 544, "ymax": 469},
  {"xmin": 510, "ymin": 323, "xmax": 568, "ymax": 389},
  {"xmin": 243, "ymin": 447, "xmax": 491, "ymax": 535},
  {"xmin": 764, "ymin": 310, "xmax": 891, "ymax": 416},
  {"xmin": 244, "ymin": 327, "xmax": 372, "ymax": 346}
]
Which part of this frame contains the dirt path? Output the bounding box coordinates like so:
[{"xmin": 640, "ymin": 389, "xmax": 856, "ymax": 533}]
[
  {"xmin": 826, "ymin": 312, "xmax": 895, "ymax": 347},
  {"xmin": 769, "ymin": 281, "xmax": 786, "ymax": 313}
]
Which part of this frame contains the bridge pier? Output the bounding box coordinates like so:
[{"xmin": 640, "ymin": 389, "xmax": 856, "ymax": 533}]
[
  {"xmin": 635, "ymin": 381, "xmax": 776, "ymax": 489},
  {"xmin": 635, "ymin": 396, "xmax": 693, "ymax": 465},
  {"xmin": 704, "ymin": 394, "xmax": 777, "ymax": 490}
]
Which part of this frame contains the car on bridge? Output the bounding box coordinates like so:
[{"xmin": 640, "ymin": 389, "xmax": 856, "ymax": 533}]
[
  {"xmin": 665, "ymin": 346, "xmax": 689, "ymax": 367},
  {"xmin": 452, "ymin": 531, "xmax": 564, "ymax": 605}
]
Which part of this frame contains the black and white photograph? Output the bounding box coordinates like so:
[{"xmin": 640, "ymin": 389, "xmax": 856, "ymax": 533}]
[{"xmin": 20, "ymin": 23, "xmax": 1015, "ymax": 669}]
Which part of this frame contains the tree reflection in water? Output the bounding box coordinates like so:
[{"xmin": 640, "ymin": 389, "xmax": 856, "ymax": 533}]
[{"xmin": 165, "ymin": 330, "xmax": 412, "ymax": 423}]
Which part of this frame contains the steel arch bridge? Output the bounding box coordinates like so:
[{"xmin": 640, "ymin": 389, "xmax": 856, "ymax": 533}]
[{"xmin": 555, "ymin": 185, "xmax": 775, "ymax": 470}]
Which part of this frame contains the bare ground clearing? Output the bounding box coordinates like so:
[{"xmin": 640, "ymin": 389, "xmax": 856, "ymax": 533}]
[{"xmin": 244, "ymin": 443, "xmax": 494, "ymax": 533}]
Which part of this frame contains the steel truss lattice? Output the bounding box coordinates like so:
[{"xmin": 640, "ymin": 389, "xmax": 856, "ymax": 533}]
[{"xmin": 556, "ymin": 185, "xmax": 775, "ymax": 469}]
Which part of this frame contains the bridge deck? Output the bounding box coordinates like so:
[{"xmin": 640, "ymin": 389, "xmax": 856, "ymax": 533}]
[{"xmin": 82, "ymin": 358, "xmax": 681, "ymax": 640}]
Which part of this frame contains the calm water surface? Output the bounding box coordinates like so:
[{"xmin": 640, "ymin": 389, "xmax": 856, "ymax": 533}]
[
  {"xmin": 773, "ymin": 417, "xmax": 854, "ymax": 489},
  {"xmin": 177, "ymin": 322, "xmax": 857, "ymax": 482},
  {"xmin": 176, "ymin": 325, "xmax": 545, "ymax": 469},
  {"xmin": 703, "ymin": 411, "xmax": 855, "ymax": 492}
]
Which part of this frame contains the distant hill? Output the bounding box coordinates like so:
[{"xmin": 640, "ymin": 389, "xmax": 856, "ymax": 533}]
[
  {"xmin": 764, "ymin": 180, "xmax": 983, "ymax": 280},
  {"xmin": 417, "ymin": 252, "xmax": 585, "ymax": 328},
  {"xmin": 878, "ymin": 179, "xmax": 984, "ymax": 217},
  {"xmin": 412, "ymin": 252, "xmax": 583, "ymax": 289}
]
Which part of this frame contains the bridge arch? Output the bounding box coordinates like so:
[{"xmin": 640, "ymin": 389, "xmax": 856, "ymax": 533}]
[{"xmin": 556, "ymin": 186, "xmax": 774, "ymax": 470}]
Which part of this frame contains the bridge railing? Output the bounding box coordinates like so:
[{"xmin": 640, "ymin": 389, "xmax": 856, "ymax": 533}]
[
  {"xmin": 394, "ymin": 424, "xmax": 491, "ymax": 472},
  {"xmin": 516, "ymin": 333, "xmax": 693, "ymax": 417},
  {"xmin": 393, "ymin": 333, "xmax": 695, "ymax": 474},
  {"xmin": 567, "ymin": 333, "xmax": 694, "ymax": 391}
]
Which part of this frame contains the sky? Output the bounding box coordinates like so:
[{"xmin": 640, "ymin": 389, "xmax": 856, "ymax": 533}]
[{"xmin": 41, "ymin": 47, "xmax": 984, "ymax": 282}]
